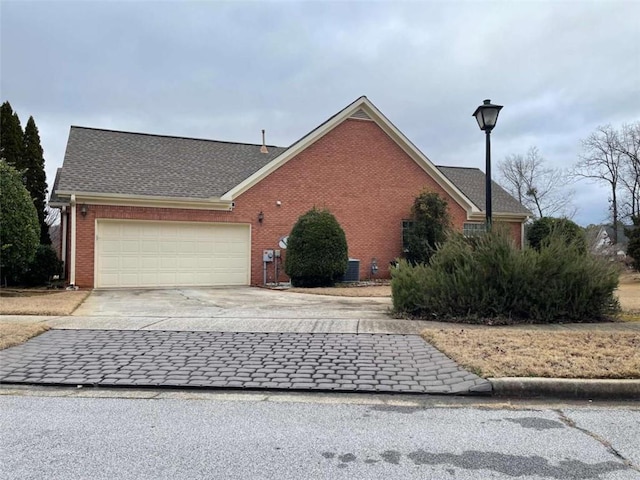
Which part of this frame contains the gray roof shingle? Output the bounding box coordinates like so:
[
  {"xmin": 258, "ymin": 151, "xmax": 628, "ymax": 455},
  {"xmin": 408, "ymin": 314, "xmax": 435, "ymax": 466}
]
[
  {"xmin": 56, "ymin": 127, "xmax": 287, "ymax": 199},
  {"xmin": 437, "ymin": 166, "xmax": 531, "ymax": 216},
  {"xmin": 49, "ymin": 168, "xmax": 64, "ymax": 204}
]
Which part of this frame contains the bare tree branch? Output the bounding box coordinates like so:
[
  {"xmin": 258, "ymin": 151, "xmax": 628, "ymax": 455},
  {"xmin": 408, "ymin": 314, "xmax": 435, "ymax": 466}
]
[
  {"xmin": 573, "ymin": 124, "xmax": 622, "ymax": 242},
  {"xmin": 498, "ymin": 146, "xmax": 576, "ymax": 219},
  {"xmin": 45, "ymin": 205, "xmax": 60, "ymax": 227},
  {"xmin": 616, "ymin": 122, "xmax": 640, "ymax": 220}
]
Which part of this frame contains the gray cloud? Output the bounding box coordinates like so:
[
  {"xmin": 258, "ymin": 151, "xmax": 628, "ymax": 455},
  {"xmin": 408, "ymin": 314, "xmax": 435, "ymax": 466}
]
[{"xmin": 2, "ymin": 1, "xmax": 638, "ymax": 226}]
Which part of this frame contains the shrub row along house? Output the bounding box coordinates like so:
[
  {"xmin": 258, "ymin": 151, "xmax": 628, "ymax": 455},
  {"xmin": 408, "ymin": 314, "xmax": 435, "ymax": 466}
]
[{"xmin": 50, "ymin": 97, "xmax": 530, "ymax": 289}]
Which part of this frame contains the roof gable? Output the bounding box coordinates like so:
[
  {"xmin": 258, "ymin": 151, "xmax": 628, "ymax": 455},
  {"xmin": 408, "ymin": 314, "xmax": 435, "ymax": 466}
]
[{"xmin": 221, "ymin": 97, "xmax": 479, "ymax": 214}]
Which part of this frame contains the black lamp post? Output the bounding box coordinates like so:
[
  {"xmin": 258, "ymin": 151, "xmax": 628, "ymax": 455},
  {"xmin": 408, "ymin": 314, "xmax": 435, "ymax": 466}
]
[{"xmin": 472, "ymin": 99, "xmax": 503, "ymax": 228}]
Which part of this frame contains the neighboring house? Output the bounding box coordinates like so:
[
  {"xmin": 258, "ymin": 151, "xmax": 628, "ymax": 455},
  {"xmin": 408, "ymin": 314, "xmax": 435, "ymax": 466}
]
[
  {"xmin": 589, "ymin": 224, "xmax": 635, "ymax": 257},
  {"xmin": 50, "ymin": 96, "xmax": 530, "ymax": 289},
  {"xmin": 48, "ymin": 224, "xmax": 61, "ymax": 259}
]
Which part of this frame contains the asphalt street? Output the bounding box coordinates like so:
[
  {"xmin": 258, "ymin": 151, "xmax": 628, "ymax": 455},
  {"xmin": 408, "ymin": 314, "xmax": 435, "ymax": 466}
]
[{"xmin": 1, "ymin": 390, "xmax": 638, "ymax": 480}]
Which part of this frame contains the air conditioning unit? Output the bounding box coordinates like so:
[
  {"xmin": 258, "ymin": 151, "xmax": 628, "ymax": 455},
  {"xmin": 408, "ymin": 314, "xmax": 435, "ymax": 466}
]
[{"xmin": 339, "ymin": 258, "xmax": 360, "ymax": 283}]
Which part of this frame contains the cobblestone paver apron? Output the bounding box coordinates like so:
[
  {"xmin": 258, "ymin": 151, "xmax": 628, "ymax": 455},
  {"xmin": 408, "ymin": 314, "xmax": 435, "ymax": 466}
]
[{"xmin": 0, "ymin": 330, "xmax": 491, "ymax": 394}]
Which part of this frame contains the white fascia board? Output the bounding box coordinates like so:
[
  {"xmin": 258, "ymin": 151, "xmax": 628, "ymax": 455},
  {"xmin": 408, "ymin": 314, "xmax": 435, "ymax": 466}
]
[
  {"xmin": 221, "ymin": 97, "xmax": 478, "ymax": 214},
  {"xmin": 55, "ymin": 191, "xmax": 232, "ymax": 211},
  {"xmin": 467, "ymin": 211, "xmax": 530, "ymax": 222}
]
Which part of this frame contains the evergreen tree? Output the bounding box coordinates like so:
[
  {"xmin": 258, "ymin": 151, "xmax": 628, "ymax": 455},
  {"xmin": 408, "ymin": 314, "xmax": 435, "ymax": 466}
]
[
  {"xmin": 0, "ymin": 101, "xmax": 24, "ymax": 169},
  {"xmin": 23, "ymin": 116, "xmax": 50, "ymax": 244},
  {"xmin": 0, "ymin": 161, "xmax": 40, "ymax": 284},
  {"xmin": 405, "ymin": 191, "xmax": 451, "ymax": 265},
  {"xmin": 625, "ymin": 216, "xmax": 640, "ymax": 272}
]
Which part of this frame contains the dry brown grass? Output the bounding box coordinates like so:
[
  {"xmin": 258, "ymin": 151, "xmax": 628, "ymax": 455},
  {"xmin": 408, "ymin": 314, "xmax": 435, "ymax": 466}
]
[
  {"xmin": 422, "ymin": 328, "xmax": 640, "ymax": 379},
  {"xmin": 0, "ymin": 322, "xmax": 50, "ymax": 350},
  {"xmin": 0, "ymin": 290, "xmax": 90, "ymax": 315},
  {"xmin": 617, "ymin": 272, "xmax": 640, "ymax": 314},
  {"xmin": 288, "ymin": 285, "xmax": 391, "ymax": 297}
]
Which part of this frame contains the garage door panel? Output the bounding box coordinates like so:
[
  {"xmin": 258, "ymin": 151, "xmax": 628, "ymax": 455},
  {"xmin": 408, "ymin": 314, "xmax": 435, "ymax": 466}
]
[
  {"xmin": 140, "ymin": 257, "xmax": 159, "ymax": 269},
  {"xmin": 140, "ymin": 240, "xmax": 159, "ymax": 252},
  {"xmin": 160, "ymin": 241, "xmax": 178, "ymax": 253},
  {"xmin": 96, "ymin": 221, "xmax": 250, "ymax": 288}
]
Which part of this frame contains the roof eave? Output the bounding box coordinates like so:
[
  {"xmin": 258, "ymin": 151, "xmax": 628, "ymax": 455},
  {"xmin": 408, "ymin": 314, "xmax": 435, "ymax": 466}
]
[
  {"xmin": 54, "ymin": 191, "xmax": 233, "ymax": 211},
  {"xmin": 467, "ymin": 211, "xmax": 531, "ymax": 222}
]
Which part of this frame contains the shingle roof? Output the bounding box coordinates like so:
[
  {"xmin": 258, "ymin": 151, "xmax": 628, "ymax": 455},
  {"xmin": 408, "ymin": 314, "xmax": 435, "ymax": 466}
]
[
  {"xmin": 436, "ymin": 166, "xmax": 531, "ymax": 216},
  {"xmin": 52, "ymin": 125, "xmax": 529, "ymax": 217},
  {"xmin": 55, "ymin": 127, "xmax": 287, "ymax": 199},
  {"xmin": 49, "ymin": 168, "xmax": 64, "ymax": 204}
]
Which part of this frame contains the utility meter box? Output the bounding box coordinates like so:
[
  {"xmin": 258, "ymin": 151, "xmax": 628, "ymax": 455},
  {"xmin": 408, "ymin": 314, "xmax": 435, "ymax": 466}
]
[{"xmin": 263, "ymin": 249, "xmax": 274, "ymax": 262}]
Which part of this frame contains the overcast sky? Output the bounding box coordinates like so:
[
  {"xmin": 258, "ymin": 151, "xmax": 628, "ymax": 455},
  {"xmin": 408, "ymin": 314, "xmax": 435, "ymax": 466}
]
[{"xmin": 2, "ymin": 0, "xmax": 639, "ymax": 226}]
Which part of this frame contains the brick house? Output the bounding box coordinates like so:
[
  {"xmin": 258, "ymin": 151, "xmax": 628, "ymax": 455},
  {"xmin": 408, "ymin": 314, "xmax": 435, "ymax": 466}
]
[{"xmin": 50, "ymin": 96, "xmax": 530, "ymax": 288}]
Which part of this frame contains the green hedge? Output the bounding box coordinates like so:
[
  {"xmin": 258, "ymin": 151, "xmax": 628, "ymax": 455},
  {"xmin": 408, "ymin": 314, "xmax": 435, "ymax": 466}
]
[
  {"xmin": 22, "ymin": 244, "xmax": 63, "ymax": 286},
  {"xmin": 392, "ymin": 230, "xmax": 619, "ymax": 324},
  {"xmin": 527, "ymin": 217, "xmax": 586, "ymax": 253}
]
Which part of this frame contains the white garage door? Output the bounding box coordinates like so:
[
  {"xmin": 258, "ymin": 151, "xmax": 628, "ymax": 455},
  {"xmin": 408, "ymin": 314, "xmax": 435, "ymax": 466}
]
[{"xmin": 95, "ymin": 220, "xmax": 250, "ymax": 288}]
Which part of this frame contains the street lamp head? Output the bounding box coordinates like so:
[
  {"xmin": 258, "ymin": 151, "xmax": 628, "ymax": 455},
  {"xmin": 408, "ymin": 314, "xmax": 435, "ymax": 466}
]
[{"xmin": 472, "ymin": 99, "xmax": 503, "ymax": 132}]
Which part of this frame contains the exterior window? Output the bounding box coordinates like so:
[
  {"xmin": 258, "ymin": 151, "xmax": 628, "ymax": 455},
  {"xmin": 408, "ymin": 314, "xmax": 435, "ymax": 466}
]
[
  {"xmin": 402, "ymin": 220, "xmax": 414, "ymax": 252},
  {"xmin": 463, "ymin": 223, "xmax": 486, "ymax": 237}
]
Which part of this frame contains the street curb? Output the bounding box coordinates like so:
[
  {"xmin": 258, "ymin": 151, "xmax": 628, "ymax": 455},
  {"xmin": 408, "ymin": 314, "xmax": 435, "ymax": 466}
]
[{"xmin": 489, "ymin": 377, "xmax": 640, "ymax": 400}]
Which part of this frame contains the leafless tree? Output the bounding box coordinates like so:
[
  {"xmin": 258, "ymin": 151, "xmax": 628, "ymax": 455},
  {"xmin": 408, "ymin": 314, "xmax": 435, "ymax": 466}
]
[
  {"xmin": 616, "ymin": 122, "xmax": 640, "ymax": 221},
  {"xmin": 498, "ymin": 146, "xmax": 576, "ymax": 219},
  {"xmin": 45, "ymin": 205, "xmax": 60, "ymax": 226},
  {"xmin": 573, "ymin": 125, "xmax": 622, "ymax": 243}
]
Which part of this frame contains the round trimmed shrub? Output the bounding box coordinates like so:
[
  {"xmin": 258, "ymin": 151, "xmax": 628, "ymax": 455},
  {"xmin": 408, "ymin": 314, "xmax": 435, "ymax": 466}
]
[
  {"xmin": 285, "ymin": 208, "xmax": 348, "ymax": 287},
  {"xmin": 527, "ymin": 217, "xmax": 586, "ymax": 253}
]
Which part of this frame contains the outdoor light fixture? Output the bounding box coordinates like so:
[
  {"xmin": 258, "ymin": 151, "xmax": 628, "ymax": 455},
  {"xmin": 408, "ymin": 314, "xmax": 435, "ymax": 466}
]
[
  {"xmin": 258, "ymin": 211, "xmax": 264, "ymax": 224},
  {"xmin": 472, "ymin": 99, "xmax": 503, "ymax": 227},
  {"xmin": 80, "ymin": 204, "xmax": 88, "ymax": 217}
]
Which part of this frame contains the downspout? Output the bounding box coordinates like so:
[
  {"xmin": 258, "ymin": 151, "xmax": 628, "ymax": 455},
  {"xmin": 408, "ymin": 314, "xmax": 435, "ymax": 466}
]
[
  {"xmin": 521, "ymin": 222, "xmax": 525, "ymax": 249},
  {"xmin": 69, "ymin": 195, "xmax": 77, "ymax": 287},
  {"xmin": 61, "ymin": 206, "xmax": 68, "ymax": 279}
]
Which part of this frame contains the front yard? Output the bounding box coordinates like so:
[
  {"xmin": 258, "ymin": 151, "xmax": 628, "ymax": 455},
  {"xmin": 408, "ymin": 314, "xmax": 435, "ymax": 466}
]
[
  {"xmin": 0, "ymin": 289, "xmax": 90, "ymax": 316},
  {"xmin": 421, "ymin": 329, "xmax": 639, "ymax": 379},
  {"xmin": 0, "ymin": 322, "xmax": 49, "ymax": 350}
]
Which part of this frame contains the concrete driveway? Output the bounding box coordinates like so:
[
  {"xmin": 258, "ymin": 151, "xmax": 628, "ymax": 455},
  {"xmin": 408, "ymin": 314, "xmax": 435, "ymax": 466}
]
[{"xmin": 46, "ymin": 287, "xmax": 404, "ymax": 333}]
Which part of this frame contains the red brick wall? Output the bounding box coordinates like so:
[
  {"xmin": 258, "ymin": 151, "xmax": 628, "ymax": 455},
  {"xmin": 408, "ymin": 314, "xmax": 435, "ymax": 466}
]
[
  {"xmin": 71, "ymin": 118, "xmax": 523, "ymax": 287},
  {"xmin": 235, "ymin": 119, "xmax": 471, "ymax": 285}
]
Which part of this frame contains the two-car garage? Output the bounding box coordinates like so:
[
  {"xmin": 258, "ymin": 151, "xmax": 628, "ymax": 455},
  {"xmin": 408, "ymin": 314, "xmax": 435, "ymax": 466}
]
[{"xmin": 95, "ymin": 220, "xmax": 251, "ymax": 288}]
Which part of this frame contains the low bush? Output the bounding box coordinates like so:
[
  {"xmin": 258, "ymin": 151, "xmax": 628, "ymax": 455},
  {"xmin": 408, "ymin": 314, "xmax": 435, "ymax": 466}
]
[
  {"xmin": 392, "ymin": 230, "xmax": 619, "ymax": 324},
  {"xmin": 22, "ymin": 245, "xmax": 63, "ymax": 286}
]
